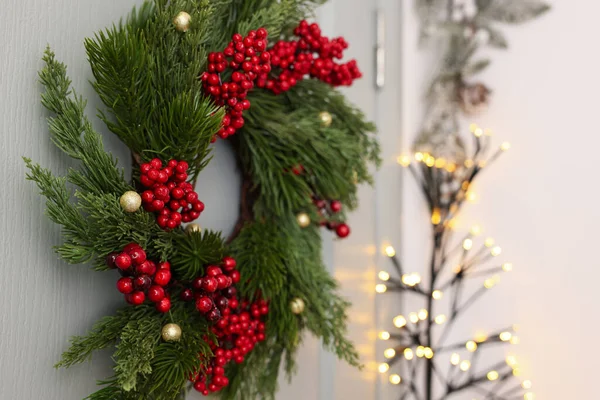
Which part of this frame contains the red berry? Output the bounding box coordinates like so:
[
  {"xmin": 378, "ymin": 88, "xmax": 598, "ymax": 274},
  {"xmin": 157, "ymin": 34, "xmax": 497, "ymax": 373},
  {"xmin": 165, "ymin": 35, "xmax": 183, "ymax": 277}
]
[
  {"xmin": 193, "ymin": 201, "xmax": 205, "ymax": 212},
  {"xmin": 156, "ymin": 297, "xmax": 171, "ymax": 313},
  {"xmin": 148, "ymin": 285, "xmax": 165, "ymax": 302},
  {"xmin": 194, "ymin": 381, "xmax": 206, "ymax": 392},
  {"xmin": 202, "ymin": 277, "xmax": 218, "ymax": 292},
  {"xmin": 136, "ymin": 260, "xmax": 156, "ymax": 276},
  {"xmin": 154, "ymin": 269, "xmax": 171, "ymax": 286},
  {"xmin": 216, "ymin": 275, "xmax": 230, "ymax": 289},
  {"xmin": 229, "ymin": 298, "xmax": 239, "ymax": 309},
  {"xmin": 207, "ymin": 308, "xmax": 222, "ymax": 322},
  {"xmin": 215, "ymin": 296, "xmax": 229, "ymax": 310},
  {"xmin": 159, "ymin": 261, "xmax": 171, "ymax": 270},
  {"xmin": 124, "ymin": 243, "xmax": 141, "ymax": 253},
  {"xmin": 181, "ymin": 289, "xmax": 194, "ymax": 302},
  {"xmin": 105, "ymin": 252, "xmax": 119, "ymax": 269},
  {"xmin": 196, "ymin": 296, "xmax": 213, "ymax": 313},
  {"xmin": 171, "ymin": 187, "xmax": 184, "ymax": 199},
  {"xmin": 330, "ymin": 200, "xmax": 342, "ymax": 213},
  {"xmin": 222, "ymin": 256, "xmax": 236, "ymax": 271},
  {"xmin": 130, "ymin": 291, "xmax": 146, "ymax": 305},
  {"xmin": 150, "ymin": 158, "xmax": 162, "ymax": 169},
  {"xmin": 206, "ymin": 265, "xmax": 222, "ymax": 277},
  {"xmin": 134, "ymin": 275, "xmax": 152, "ymax": 291},
  {"xmin": 115, "ymin": 253, "xmax": 132, "ymax": 270},
  {"xmin": 129, "ymin": 248, "xmax": 147, "ymax": 265},
  {"xmin": 335, "ymin": 223, "xmax": 350, "ymax": 238},
  {"xmin": 192, "ymin": 277, "xmax": 203, "ymax": 291},
  {"xmin": 229, "ymin": 270, "xmax": 241, "ymax": 283},
  {"xmin": 116, "ymin": 277, "xmax": 134, "ymax": 294}
]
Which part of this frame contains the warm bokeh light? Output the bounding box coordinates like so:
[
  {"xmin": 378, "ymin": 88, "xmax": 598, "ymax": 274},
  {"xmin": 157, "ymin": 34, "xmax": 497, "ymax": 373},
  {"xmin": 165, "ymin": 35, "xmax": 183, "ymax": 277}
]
[
  {"xmin": 500, "ymin": 331, "xmax": 512, "ymax": 342},
  {"xmin": 375, "ymin": 284, "xmax": 387, "ymax": 293},
  {"xmin": 404, "ymin": 348, "xmax": 414, "ymax": 360},
  {"xmin": 431, "ymin": 208, "xmax": 441, "ymax": 225},
  {"xmin": 463, "ymin": 238, "xmax": 473, "ymax": 250},
  {"xmin": 402, "ymin": 273, "xmax": 421, "ymax": 287},
  {"xmin": 378, "ymin": 271, "xmax": 390, "ymax": 281},
  {"xmin": 459, "ymin": 360, "xmax": 471, "ymax": 371},
  {"xmin": 416, "ymin": 346, "xmax": 425, "ymax": 358},
  {"xmin": 384, "ymin": 348, "xmax": 396, "ymax": 359},
  {"xmin": 393, "ymin": 315, "xmax": 407, "ymax": 328},
  {"xmin": 491, "ymin": 246, "xmax": 502, "ymax": 256},
  {"xmin": 470, "ymin": 225, "xmax": 482, "ymax": 236},
  {"xmin": 385, "ymin": 245, "xmax": 396, "ymax": 257},
  {"xmin": 389, "ymin": 374, "xmax": 402, "ymax": 385},
  {"xmin": 379, "ymin": 331, "xmax": 391, "ymax": 340},
  {"xmin": 506, "ymin": 354, "xmax": 518, "ymax": 367},
  {"xmin": 466, "ymin": 341, "xmax": 478, "ymax": 352},
  {"xmin": 397, "ymin": 155, "xmax": 411, "ymax": 167},
  {"xmin": 501, "ymin": 142, "xmax": 511, "ymax": 151},
  {"xmin": 484, "ymin": 237, "xmax": 495, "ymax": 247},
  {"xmin": 503, "ymin": 262, "xmax": 513, "ymax": 272},
  {"xmin": 487, "ymin": 371, "xmax": 499, "ymax": 381},
  {"xmin": 434, "ymin": 314, "xmax": 447, "ymax": 324},
  {"xmin": 409, "ymin": 312, "xmax": 419, "ymax": 324},
  {"xmin": 522, "ymin": 380, "xmax": 533, "ymax": 389},
  {"xmin": 450, "ymin": 353, "xmax": 460, "ymax": 366},
  {"xmin": 378, "ymin": 363, "xmax": 389, "ymax": 373},
  {"xmin": 424, "ymin": 347, "xmax": 434, "ymax": 359},
  {"xmin": 432, "ymin": 290, "xmax": 443, "ymax": 300}
]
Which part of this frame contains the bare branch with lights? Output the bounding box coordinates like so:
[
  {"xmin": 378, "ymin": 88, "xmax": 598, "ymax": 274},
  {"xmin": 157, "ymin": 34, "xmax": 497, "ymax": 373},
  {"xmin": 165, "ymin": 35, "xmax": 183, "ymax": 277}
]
[{"xmin": 378, "ymin": 128, "xmax": 534, "ymax": 400}]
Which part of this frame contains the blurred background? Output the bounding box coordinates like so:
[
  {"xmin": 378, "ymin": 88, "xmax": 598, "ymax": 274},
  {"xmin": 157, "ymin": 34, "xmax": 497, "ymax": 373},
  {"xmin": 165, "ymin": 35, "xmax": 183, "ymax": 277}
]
[{"xmin": 0, "ymin": 0, "xmax": 592, "ymax": 399}]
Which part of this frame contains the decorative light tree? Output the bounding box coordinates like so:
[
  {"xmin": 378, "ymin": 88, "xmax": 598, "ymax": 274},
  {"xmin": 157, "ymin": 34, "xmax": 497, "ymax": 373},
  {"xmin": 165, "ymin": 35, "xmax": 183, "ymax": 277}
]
[{"xmin": 376, "ymin": 1, "xmax": 549, "ymax": 399}]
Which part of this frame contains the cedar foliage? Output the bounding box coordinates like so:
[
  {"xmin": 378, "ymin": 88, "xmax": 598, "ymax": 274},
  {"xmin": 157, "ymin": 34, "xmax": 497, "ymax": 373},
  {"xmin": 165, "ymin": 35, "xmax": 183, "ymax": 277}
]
[{"xmin": 25, "ymin": 1, "xmax": 379, "ymax": 399}]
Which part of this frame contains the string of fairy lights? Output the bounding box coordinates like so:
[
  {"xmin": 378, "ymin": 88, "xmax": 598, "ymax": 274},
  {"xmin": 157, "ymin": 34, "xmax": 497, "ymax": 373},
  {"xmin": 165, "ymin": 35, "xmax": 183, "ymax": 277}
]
[{"xmin": 375, "ymin": 125, "xmax": 534, "ymax": 400}]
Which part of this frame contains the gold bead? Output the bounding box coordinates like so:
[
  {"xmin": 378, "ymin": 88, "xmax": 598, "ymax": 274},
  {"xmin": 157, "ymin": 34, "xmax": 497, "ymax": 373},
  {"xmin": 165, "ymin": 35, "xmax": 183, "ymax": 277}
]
[
  {"xmin": 290, "ymin": 298, "xmax": 305, "ymax": 315},
  {"xmin": 296, "ymin": 212, "xmax": 311, "ymax": 228},
  {"xmin": 161, "ymin": 323, "xmax": 182, "ymax": 342},
  {"xmin": 319, "ymin": 111, "xmax": 333, "ymax": 127},
  {"xmin": 185, "ymin": 223, "xmax": 202, "ymax": 235},
  {"xmin": 173, "ymin": 11, "xmax": 192, "ymax": 32},
  {"xmin": 119, "ymin": 191, "xmax": 142, "ymax": 213}
]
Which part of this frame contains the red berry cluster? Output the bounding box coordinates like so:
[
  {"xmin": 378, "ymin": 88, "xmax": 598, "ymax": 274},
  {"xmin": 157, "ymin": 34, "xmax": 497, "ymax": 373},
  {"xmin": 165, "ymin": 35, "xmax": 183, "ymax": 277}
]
[
  {"xmin": 106, "ymin": 243, "xmax": 172, "ymax": 313},
  {"xmin": 192, "ymin": 298, "xmax": 268, "ymax": 395},
  {"xmin": 180, "ymin": 256, "xmax": 241, "ymax": 323},
  {"xmin": 139, "ymin": 158, "xmax": 205, "ymax": 229},
  {"xmin": 313, "ymin": 197, "xmax": 351, "ymax": 238},
  {"xmin": 202, "ymin": 28, "xmax": 270, "ymax": 140},
  {"xmin": 256, "ymin": 20, "xmax": 362, "ymax": 94}
]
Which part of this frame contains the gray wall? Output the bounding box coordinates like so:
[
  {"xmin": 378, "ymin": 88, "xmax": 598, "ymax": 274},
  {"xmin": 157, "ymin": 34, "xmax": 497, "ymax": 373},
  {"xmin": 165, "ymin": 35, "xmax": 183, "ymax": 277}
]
[{"xmin": 0, "ymin": 1, "xmax": 397, "ymax": 399}]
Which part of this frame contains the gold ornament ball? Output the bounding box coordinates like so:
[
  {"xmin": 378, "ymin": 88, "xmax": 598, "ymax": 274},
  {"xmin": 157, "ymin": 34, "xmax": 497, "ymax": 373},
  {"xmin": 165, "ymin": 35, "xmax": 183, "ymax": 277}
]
[
  {"xmin": 119, "ymin": 191, "xmax": 142, "ymax": 213},
  {"xmin": 296, "ymin": 212, "xmax": 311, "ymax": 228},
  {"xmin": 161, "ymin": 323, "xmax": 182, "ymax": 342},
  {"xmin": 319, "ymin": 111, "xmax": 333, "ymax": 127},
  {"xmin": 173, "ymin": 11, "xmax": 192, "ymax": 32},
  {"xmin": 185, "ymin": 223, "xmax": 202, "ymax": 235},
  {"xmin": 290, "ymin": 298, "xmax": 305, "ymax": 315}
]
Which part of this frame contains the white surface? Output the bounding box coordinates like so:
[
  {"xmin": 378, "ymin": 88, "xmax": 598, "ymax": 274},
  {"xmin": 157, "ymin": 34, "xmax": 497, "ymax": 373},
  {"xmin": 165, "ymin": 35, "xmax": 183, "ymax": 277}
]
[{"xmin": 395, "ymin": 1, "xmax": 594, "ymax": 399}]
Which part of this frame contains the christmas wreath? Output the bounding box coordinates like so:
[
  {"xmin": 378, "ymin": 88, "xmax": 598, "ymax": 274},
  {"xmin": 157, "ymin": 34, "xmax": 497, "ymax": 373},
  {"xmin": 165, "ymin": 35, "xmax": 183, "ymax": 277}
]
[{"xmin": 24, "ymin": 1, "xmax": 379, "ymax": 399}]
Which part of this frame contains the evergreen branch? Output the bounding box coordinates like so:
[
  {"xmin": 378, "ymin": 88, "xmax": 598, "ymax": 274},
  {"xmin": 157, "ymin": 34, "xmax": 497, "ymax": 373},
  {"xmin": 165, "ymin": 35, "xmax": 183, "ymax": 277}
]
[
  {"xmin": 56, "ymin": 306, "xmax": 159, "ymax": 369},
  {"xmin": 114, "ymin": 316, "xmax": 162, "ymax": 391},
  {"xmin": 39, "ymin": 48, "xmax": 129, "ymax": 196},
  {"xmin": 169, "ymin": 230, "xmax": 225, "ymax": 280}
]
